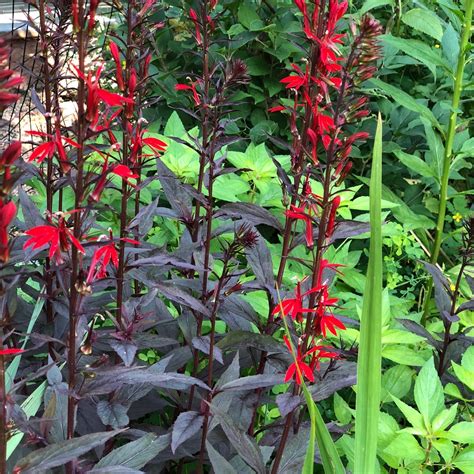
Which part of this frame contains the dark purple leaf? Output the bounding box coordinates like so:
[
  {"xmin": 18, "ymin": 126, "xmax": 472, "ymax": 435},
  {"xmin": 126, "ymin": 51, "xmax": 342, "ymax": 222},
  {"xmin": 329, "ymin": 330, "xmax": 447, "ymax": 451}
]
[
  {"xmin": 398, "ymin": 319, "xmax": 441, "ymax": 348},
  {"xmin": 217, "ymin": 331, "xmax": 287, "ymax": 355},
  {"xmin": 276, "ymin": 393, "xmax": 301, "ymax": 417},
  {"xmin": 310, "ymin": 361, "xmax": 357, "ymax": 402},
  {"xmin": 422, "ymin": 262, "xmax": 451, "ymax": 315},
  {"xmin": 97, "ymin": 401, "xmax": 129, "ymax": 429},
  {"xmin": 219, "ymin": 374, "xmax": 283, "ymax": 392},
  {"xmin": 206, "ymin": 442, "xmax": 237, "ymax": 474},
  {"xmin": 154, "ymin": 282, "xmax": 211, "ymax": 317},
  {"xmin": 192, "ymin": 336, "xmax": 224, "ymax": 364},
  {"xmin": 96, "ymin": 433, "xmax": 170, "ymax": 470},
  {"xmin": 210, "ymin": 404, "xmax": 266, "ymax": 474},
  {"xmin": 171, "ymin": 411, "xmax": 204, "ymax": 453},
  {"xmin": 332, "ymin": 220, "xmax": 371, "ymax": 240},
  {"xmin": 127, "ymin": 197, "xmax": 159, "ymax": 236},
  {"xmin": 110, "ymin": 339, "xmax": 137, "ymax": 367},
  {"xmin": 457, "ymin": 299, "xmax": 474, "ymax": 314},
  {"xmin": 216, "ymin": 203, "xmax": 282, "ymax": 230},
  {"xmin": 245, "ymin": 231, "xmax": 275, "ymax": 290},
  {"xmin": 14, "ymin": 430, "xmax": 124, "ymax": 473}
]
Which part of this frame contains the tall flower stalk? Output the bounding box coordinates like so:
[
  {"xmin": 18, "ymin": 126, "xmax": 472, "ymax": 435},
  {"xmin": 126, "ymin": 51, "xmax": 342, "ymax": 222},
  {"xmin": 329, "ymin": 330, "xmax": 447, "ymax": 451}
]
[{"xmin": 257, "ymin": 1, "xmax": 382, "ymax": 469}]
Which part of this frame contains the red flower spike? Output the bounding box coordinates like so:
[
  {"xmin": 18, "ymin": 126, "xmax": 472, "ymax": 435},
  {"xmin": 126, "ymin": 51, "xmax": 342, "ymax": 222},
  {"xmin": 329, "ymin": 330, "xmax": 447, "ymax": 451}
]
[
  {"xmin": 142, "ymin": 136, "xmax": 167, "ymax": 153},
  {"xmin": 109, "ymin": 42, "xmax": 124, "ymax": 91},
  {"xmin": 317, "ymin": 313, "xmax": 346, "ymax": 337},
  {"xmin": 0, "ymin": 200, "xmax": 16, "ymax": 263},
  {"xmin": 272, "ymin": 280, "xmax": 320, "ymax": 322},
  {"xmin": 112, "ymin": 164, "xmax": 139, "ymax": 181},
  {"xmin": 175, "ymin": 83, "xmax": 201, "ymax": 106},
  {"xmin": 286, "ymin": 204, "xmax": 314, "ymax": 248},
  {"xmin": 189, "ymin": 8, "xmax": 202, "ymax": 45},
  {"xmin": 0, "ymin": 347, "xmax": 25, "ymax": 356},
  {"xmin": 326, "ymin": 195, "xmax": 341, "ymax": 239},
  {"xmin": 0, "ymin": 141, "xmax": 21, "ymax": 167}
]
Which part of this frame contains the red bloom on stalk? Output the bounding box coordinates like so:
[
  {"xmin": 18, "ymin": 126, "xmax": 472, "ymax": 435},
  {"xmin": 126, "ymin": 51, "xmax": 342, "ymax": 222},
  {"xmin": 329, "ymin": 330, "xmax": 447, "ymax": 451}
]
[
  {"xmin": 189, "ymin": 8, "xmax": 202, "ymax": 45},
  {"xmin": 0, "ymin": 141, "xmax": 21, "ymax": 184},
  {"xmin": 326, "ymin": 195, "xmax": 341, "ymax": 239},
  {"xmin": 24, "ymin": 214, "xmax": 85, "ymax": 264},
  {"xmin": 314, "ymin": 286, "xmax": 346, "ymax": 337},
  {"xmin": 0, "ymin": 200, "xmax": 16, "ymax": 263},
  {"xmin": 272, "ymin": 280, "xmax": 318, "ymax": 322},
  {"xmin": 87, "ymin": 236, "xmax": 140, "ymax": 283},
  {"xmin": 286, "ymin": 204, "xmax": 315, "ymax": 247},
  {"xmin": 0, "ymin": 347, "xmax": 25, "ymax": 356},
  {"xmin": 175, "ymin": 82, "xmax": 201, "ymax": 106},
  {"xmin": 109, "ymin": 41, "xmax": 124, "ymax": 91},
  {"xmin": 26, "ymin": 130, "xmax": 80, "ymax": 173},
  {"xmin": 283, "ymin": 335, "xmax": 316, "ymax": 384},
  {"xmin": 72, "ymin": 64, "xmax": 134, "ymax": 130}
]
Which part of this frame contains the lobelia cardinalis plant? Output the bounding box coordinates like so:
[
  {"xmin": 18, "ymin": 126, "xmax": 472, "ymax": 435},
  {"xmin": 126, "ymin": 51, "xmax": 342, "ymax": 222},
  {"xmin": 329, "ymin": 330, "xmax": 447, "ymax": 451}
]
[{"xmin": 260, "ymin": 0, "xmax": 382, "ymax": 471}]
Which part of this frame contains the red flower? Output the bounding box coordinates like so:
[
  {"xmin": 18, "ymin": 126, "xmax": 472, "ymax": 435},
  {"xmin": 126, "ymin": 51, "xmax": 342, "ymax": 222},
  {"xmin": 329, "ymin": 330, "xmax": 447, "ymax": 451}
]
[
  {"xmin": 317, "ymin": 313, "xmax": 346, "ymax": 337},
  {"xmin": 189, "ymin": 8, "xmax": 202, "ymax": 45},
  {"xmin": 87, "ymin": 236, "xmax": 140, "ymax": 283},
  {"xmin": 0, "ymin": 141, "xmax": 21, "ymax": 184},
  {"xmin": 272, "ymin": 280, "xmax": 318, "ymax": 322},
  {"xmin": 175, "ymin": 83, "xmax": 201, "ymax": 106},
  {"xmin": 109, "ymin": 42, "xmax": 124, "ymax": 91},
  {"xmin": 0, "ymin": 347, "xmax": 25, "ymax": 356},
  {"xmin": 72, "ymin": 64, "xmax": 134, "ymax": 130},
  {"xmin": 283, "ymin": 335, "xmax": 316, "ymax": 384},
  {"xmin": 26, "ymin": 130, "xmax": 79, "ymax": 173},
  {"xmin": 326, "ymin": 195, "xmax": 341, "ymax": 238},
  {"xmin": 0, "ymin": 200, "xmax": 16, "ymax": 263},
  {"xmin": 112, "ymin": 164, "xmax": 139, "ymax": 182},
  {"xmin": 286, "ymin": 204, "xmax": 315, "ymax": 247},
  {"xmin": 24, "ymin": 215, "xmax": 85, "ymax": 264}
]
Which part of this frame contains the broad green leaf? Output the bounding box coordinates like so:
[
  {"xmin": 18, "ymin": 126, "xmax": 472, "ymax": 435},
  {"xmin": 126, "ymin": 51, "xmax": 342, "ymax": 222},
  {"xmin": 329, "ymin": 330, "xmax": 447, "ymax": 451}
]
[
  {"xmin": 382, "ymin": 35, "xmax": 451, "ymax": 76},
  {"xmin": 334, "ymin": 392, "xmax": 353, "ymax": 424},
  {"xmin": 369, "ymin": 78, "xmax": 442, "ymax": 132},
  {"xmin": 453, "ymin": 447, "xmax": 474, "ymax": 473},
  {"xmin": 446, "ymin": 421, "xmax": 474, "ymax": 443},
  {"xmin": 383, "ymin": 433, "xmax": 425, "ymax": 464},
  {"xmin": 414, "ymin": 357, "xmax": 445, "ymax": 425},
  {"xmin": 391, "ymin": 395, "xmax": 426, "ymax": 434},
  {"xmin": 238, "ymin": 3, "xmax": 261, "ymax": 29},
  {"xmin": 381, "ymin": 365, "xmax": 413, "ymax": 403},
  {"xmin": 442, "ymin": 23, "xmax": 460, "ymax": 69},
  {"xmin": 432, "ymin": 439, "xmax": 455, "ymax": 462},
  {"xmin": 354, "ymin": 115, "xmax": 383, "ymax": 474},
  {"xmin": 393, "ymin": 149, "xmax": 436, "ymax": 179},
  {"xmin": 360, "ymin": 0, "xmax": 393, "ymax": 15},
  {"xmin": 432, "ymin": 403, "xmax": 458, "ymax": 433},
  {"xmin": 382, "ymin": 345, "xmax": 428, "ymax": 366},
  {"xmin": 402, "ymin": 8, "xmax": 444, "ymax": 41}
]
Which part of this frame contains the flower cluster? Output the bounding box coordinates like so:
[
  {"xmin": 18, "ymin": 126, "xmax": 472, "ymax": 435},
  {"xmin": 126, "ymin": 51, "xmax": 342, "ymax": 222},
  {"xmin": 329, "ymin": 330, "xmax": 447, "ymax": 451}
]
[
  {"xmin": 271, "ymin": 0, "xmax": 382, "ymax": 385},
  {"xmin": 0, "ymin": 39, "xmax": 23, "ymax": 264}
]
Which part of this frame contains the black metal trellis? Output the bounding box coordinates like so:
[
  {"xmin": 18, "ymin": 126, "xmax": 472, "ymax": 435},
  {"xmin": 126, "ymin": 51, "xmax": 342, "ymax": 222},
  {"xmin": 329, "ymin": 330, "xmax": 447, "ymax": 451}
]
[{"xmin": 1, "ymin": 0, "xmax": 117, "ymax": 143}]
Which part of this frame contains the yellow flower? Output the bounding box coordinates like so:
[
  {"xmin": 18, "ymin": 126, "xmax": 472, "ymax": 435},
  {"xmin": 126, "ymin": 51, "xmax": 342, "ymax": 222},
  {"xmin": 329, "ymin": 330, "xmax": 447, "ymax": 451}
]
[
  {"xmin": 453, "ymin": 212, "xmax": 463, "ymax": 223},
  {"xmin": 450, "ymin": 283, "xmax": 456, "ymax": 292}
]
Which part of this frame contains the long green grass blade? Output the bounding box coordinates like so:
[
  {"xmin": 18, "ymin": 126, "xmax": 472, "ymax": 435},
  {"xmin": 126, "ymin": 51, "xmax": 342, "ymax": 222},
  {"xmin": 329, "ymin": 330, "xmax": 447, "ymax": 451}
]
[{"xmin": 354, "ymin": 114, "xmax": 383, "ymax": 474}]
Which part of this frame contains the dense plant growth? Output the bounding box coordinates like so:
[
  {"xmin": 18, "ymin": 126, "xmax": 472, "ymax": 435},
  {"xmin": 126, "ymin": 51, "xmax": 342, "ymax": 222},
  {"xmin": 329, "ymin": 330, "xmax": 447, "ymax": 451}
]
[{"xmin": 0, "ymin": 0, "xmax": 472, "ymax": 472}]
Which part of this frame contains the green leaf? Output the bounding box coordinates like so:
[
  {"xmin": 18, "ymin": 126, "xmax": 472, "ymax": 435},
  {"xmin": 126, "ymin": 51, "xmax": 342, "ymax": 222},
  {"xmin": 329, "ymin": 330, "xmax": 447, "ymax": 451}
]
[
  {"xmin": 414, "ymin": 357, "xmax": 445, "ymax": 425},
  {"xmin": 432, "ymin": 439, "xmax": 454, "ymax": 462},
  {"xmin": 402, "ymin": 8, "xmax": 444, "ymax": 41},
  {"xmin": 360, "ymin": 0, "xmax": 394, "ymax": 15},
  {"xmin": 96, "ymin": 433, "xmax": 170, "ymax": 469},
  {"xmin": 354, "ymin": 115, "xmax": 383, "ymax": 474},
  {"xmin": 369, "ymin": 78, "xmax": 442, "ymax": 132},
  {"xmin": 381, "ymin": 365, "xmax": 413, "ymax": 403},
  {"xmin": 446, "ymin": 422, "xmax": 474, "ymax": 444},
  {"xmin": 382, "ymin": 345, "xmax": 428, "ymax": 366},
  {"xmin": 453, "ymin": 446, "xmax": 474, "ymax": 473},
  {"xmin": 383, "ymin": 433, "xmax": 425, "ymax": 464},
  {"xmin": 393, "ymin": 149, "xmax": 436, "ymax": 179},
  {"xmin": 382, "ymin": 35, "xmax": 450, "ymax": 76},
  {"xmin": 442, "ymin": 23, "xmax": 460, "ymax": 69},
  {"xmin": 431, "ymin": 403, "xmax": 458, "ymax": 433},
  {"xmin": 391, "ymin": 395, "xmax": 426, "ymax": 434},
  {"xmin": 14, "ymin": 430, "xmax": 124, "ymax": 474},
  {"xmin": 238, "ymin": 3, "xmax": 261, "ymax": 29},
  {"xmin": 334, "ymin": 392, "xmax": 353, "ymax": 424}
]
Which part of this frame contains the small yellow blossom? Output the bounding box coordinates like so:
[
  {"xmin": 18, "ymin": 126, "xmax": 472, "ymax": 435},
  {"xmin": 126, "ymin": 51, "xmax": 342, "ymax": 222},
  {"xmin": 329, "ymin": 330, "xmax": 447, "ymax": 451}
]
[
  {"xmin": 450, "ymin": 283, "xmax": 456, "ymax": 292},
  {"xmin": 453, "ymin": 212, "xmax": 463, "ymax": 223}
]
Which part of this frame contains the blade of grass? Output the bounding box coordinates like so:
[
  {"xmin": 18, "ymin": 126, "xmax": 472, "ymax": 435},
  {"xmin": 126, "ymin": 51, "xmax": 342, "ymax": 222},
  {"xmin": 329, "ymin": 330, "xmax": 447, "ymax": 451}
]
[
  {"xmin": 354, "ymin": 114, "xmax": 383, "ymax": 474},
  {"xmin": 279, "ymin": 296, "xmax": 345, "ymax": 474}
]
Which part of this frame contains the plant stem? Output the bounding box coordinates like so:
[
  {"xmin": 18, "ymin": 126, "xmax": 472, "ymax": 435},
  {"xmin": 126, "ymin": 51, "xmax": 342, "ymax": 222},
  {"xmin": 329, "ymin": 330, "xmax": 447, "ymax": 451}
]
[
  {"xmin": 421, "ymin": 0, "xmax": 473, "ymax": 324},
  {"xmin": 67, "ymin": 2, "xmax": 86, "ymax": 469},
  {"xmin": 0, "ymin": 355, "xmax": 6, "ymax": 474}
]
